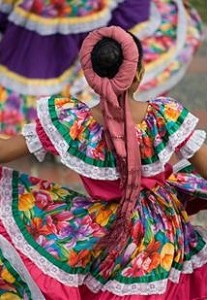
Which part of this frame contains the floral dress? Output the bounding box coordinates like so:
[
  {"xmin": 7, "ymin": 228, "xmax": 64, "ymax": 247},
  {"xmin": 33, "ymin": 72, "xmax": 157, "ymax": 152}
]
[
  {"xmin": 0, "ymin": 96, "xmax": 207, "ymax": 299},
  {"xmin": 0, "ymin": 0, "xmax": 203, "ymax": 135}
]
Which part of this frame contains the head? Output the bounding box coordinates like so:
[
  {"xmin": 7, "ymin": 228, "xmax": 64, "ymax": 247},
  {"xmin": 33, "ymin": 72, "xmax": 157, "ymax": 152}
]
[{"xmin": 90, "ymin": 31, "xmax": 144, "ymax": 95}]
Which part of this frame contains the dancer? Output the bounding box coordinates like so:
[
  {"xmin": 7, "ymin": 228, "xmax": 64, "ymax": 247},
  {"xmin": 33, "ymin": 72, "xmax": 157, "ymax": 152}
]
[
  {"xmin": 0, "ymin": 0, "xmax": 203, "ymax": 135},
  {"xmin": 0, "ymin": 26, "xmax": 207, "ymax": 299}
]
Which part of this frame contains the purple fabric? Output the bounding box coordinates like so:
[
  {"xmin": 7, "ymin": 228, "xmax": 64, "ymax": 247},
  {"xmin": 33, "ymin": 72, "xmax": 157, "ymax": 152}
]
[
  {"xmin": 0, "ymin": 12, "xmax": 9, "ymax": 33},
  {"xmin": 0, "ymin": 0, "xmax": 150, "ymax": 78},
  {"xmin": 109, "ymin": 0, "xmax": 151, "ymax": 29},
  {"xmin": 0, "ymin": 23, "xmax": 84, "ymax": 78}
]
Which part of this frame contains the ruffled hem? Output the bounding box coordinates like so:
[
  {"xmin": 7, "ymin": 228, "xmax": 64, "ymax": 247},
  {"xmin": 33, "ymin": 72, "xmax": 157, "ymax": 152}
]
[
  {"xmin": 36, "ymin": 96, "xmax": 200, "ymax": 179},
  {"xmin": 7, "ymin": 0, "xmax": 124, "ymax": 35},
  {"xmin": 0, "ymin": 234, "xmax": 45, "ymax": 299},
  {"xmin": 37, "ymin": 96, "xmax": 119, "ymax": 180},
  {"xmin": 0, "ymin": 2, "xmax": 12, "ymax": 14},
  {"xmin": 22, "ymin": 123, "xmax": 46, "ymax": 162},
  {"xmin": 0, "ymin": 166, "xmax": 207, "ymax": 296},
  {"xmin": 0, "ymin": 64, "xmax": 76, "ymax": 96},
  {"xmin": 179, "ymin": 130, "xmax": 207, "ymax": 159}
]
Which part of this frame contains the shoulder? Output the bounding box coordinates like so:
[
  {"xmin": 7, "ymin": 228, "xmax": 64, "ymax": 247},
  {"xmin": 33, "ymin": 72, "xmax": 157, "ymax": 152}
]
[
  {"xmin": 37, "ymin": 95, "xmax": 89, "ymax": 112},
  {"xmin": 149, "ymin": 96, "xmax": 185, "ymax": 112},
  {"xmin": 147, "ymin": 96, "xmax": 191, "ymax": 125},
  {"xmin": 37, "ymin": 95, "xmax": 92, "ymax": 125}
]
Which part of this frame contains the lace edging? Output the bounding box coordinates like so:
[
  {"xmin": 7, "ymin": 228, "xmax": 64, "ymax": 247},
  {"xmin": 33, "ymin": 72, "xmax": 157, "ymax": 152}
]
[
  {"xmin": 22, "ymin": 123, "xmax": 46, "ymax": 162},
  {"xmin": 0, "ymin": 166, "xmax": 207, "ymax": 296},
  {"xmin": 179, "ymin": 130, "xmax": 206, "ymax": 159},
  {"xmin": 0, "ymin": 234, "xmax": 45, "ymax": 299},
  {"xmin": 37, "ymin": 97, "xmax": 120, "ymax": 180},
  {"xmin": 0, "ymin": 2, "xmax": 12, "ymax": 13},
  {"xmin": 37, "ymin": 97, "xmax": 200, "ymax": 179},
  {"xmin": 0, "ymin": 167, "xmax": 86, "ymax": 287}
]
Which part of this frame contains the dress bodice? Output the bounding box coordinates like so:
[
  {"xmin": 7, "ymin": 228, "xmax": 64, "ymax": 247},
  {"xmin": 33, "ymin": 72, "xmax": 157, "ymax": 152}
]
[{"xmin": 23, "ymin": 96, "xmax": 206, "ymax": 181}]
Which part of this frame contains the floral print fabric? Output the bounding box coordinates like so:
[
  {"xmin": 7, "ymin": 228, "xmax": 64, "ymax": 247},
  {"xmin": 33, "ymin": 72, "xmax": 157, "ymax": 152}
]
[
  {"xmin": 0, "ymin": 248, "xmax": 32, "ymax": 299},
  {"xmin": 34, "ymin": 96, "xmax": 204, "ymax": 178},
  {"xmin": 0, "ymin": 166, "xmax": 206, "ymax": 295}
]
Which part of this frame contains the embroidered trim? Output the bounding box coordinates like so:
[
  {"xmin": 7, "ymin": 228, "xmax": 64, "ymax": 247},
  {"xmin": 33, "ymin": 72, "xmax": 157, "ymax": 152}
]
[
  {"xmin": 0, "ymin": 234, "xmax": 45, "ymax": 300},
  {"xmin": 179, "ymin": 130, "xmax": 206, "ymax": 159},
  {"xmin": 22, "ymin": 123, "xmax": 46, "ymax": 162}
]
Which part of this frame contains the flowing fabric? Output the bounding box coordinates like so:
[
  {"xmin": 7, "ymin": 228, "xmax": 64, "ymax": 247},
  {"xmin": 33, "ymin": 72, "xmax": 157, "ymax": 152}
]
[{"xmin": 80, "ymin": 26, "xmax": 142, "ymax": 255}]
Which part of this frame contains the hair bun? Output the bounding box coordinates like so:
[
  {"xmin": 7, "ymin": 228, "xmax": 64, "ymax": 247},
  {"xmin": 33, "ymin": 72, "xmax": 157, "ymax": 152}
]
[{"xmin": 91, "ymin": 37, "xmax": 123, "ymax": 79}]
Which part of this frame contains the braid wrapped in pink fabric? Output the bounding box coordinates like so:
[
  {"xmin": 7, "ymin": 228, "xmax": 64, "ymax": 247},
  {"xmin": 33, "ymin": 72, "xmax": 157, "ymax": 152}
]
[{"xmin": 80, "ymin": 26, "xmax": 141, "ymax": 254}]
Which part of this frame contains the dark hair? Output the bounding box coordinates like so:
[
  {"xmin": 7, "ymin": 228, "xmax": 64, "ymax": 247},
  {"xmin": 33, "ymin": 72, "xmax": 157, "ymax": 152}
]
[
  {"xmin": 91, "ymin": 33, "xmax": 143, "ymax": 79},
  {"xmin": 128, "ymin": 32, "xmax": 143, "ymax": 73}
]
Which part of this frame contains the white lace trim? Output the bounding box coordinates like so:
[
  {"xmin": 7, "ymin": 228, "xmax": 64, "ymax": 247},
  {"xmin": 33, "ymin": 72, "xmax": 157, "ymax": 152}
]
[
  {"xmin": 85, "ymin": 226, "xmax": 207, "ymax": 296},
  {"xmin": 0, "ymin": 64, "xmax": 72, "ymax": 96},
  {"xmin": 0, "ymin": 1, "xmax": 12, "ymax": 13},
  {"xmin": 8, "ymin": 0, "xmax": 125, "ymax": 35},
  {"xmin": 37, "ymin": 97, "xmax": 120, "ymax": 180},
  {"xmin": 0, "ymin": 167, "xmax": 86, "ymax": 287},
  {"xmin": 0, "ymin": 167, "xmax": 206, "ymax": 296},
  {"xmin": 0, "ymin": 234, "xmax": 45, "ymax": 300},
  {"xmin": 173, "ymin": 159, "xmax": 191, "ymax": 173},
  {"xmin": 179, "ymin": 130, "xmax": 206, "ymax": 159},
  {"xmin": 37, "ymin": 97, "xmax": 200, "ymax": 179},
  {"xmin": 22, "ymin": 123, "xmax": 46, "ymax": 162}
]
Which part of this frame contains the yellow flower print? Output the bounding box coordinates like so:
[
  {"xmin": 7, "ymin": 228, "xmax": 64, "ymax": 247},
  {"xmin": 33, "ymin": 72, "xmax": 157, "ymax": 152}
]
[
  {"xmin": 95, "ymin": 209, "xmax": 112, "ymax": 227},
  {"xmin": 26, "ymin": 96, "xmax": 36, "ymax": 107},
  {"xmin": 160, "ymin": 243, "xmax": 174, "ymax": 271},
  {"xmin": 0, "ymin": 87, "xmax": 7, "ymax": 103},
  {"xmin": 70, "ymin": 120, "xmax": 85, "ymax": 140},
  {"xmin": 18, "ymin": 193, "xmax": 35, "ymax": 211},
  {"xmin": 164, "ymin": 103, "xmax": 180, "ymax": 121},
  {"xmin": 1, "ymin": 268, "xmax": 15, "ymax": 283},
  {"xmin": 174, "ymin": 249, "xmax": 182, "ymax": 263},
  {"xmin": 89, "ymin": 203, "xmax": 117, "ymax": 227},
  {"xmin": 55, "ymin": 97, "xmax": 75, "ymax": 109},
  {"xmin": 138, "ymin": 121, "xmax": 148, "ymax": 131},
  {"xmin": 52, "ymin": 184, "xmax": 70, "ymax": 198},
  {"xmin": 0, "ymin": 293, "xmax": 21, "ymax": 300}
]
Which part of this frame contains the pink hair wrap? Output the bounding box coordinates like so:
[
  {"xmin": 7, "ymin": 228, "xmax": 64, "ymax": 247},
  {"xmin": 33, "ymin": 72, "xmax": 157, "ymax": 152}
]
[{"xmin": 80, "ymin": 26, "xmax": 142, "ymax": 267}]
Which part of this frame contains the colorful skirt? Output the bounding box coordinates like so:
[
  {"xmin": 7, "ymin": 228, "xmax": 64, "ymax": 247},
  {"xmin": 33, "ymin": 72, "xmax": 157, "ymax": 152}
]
[
  {"xmin": 0, "ymin": 0, "xmax": 203, "ymax": 135},
  {"xmin": 0, "ymin": 165, "xmax": 206, "ymax": 299}
]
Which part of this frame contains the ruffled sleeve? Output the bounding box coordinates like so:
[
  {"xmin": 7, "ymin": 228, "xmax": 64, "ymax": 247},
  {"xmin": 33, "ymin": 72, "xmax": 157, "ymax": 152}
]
[
  {"xmin": 22, "ymin": 123, "xmax": 47, "ymax": 162},
  {"xmin": 138, "ymin": 97, "xmax": 206, "ymax": 176},
  {"xmin": 33, "ymin": 96, "xmax": 119, "ymax": 180}
]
